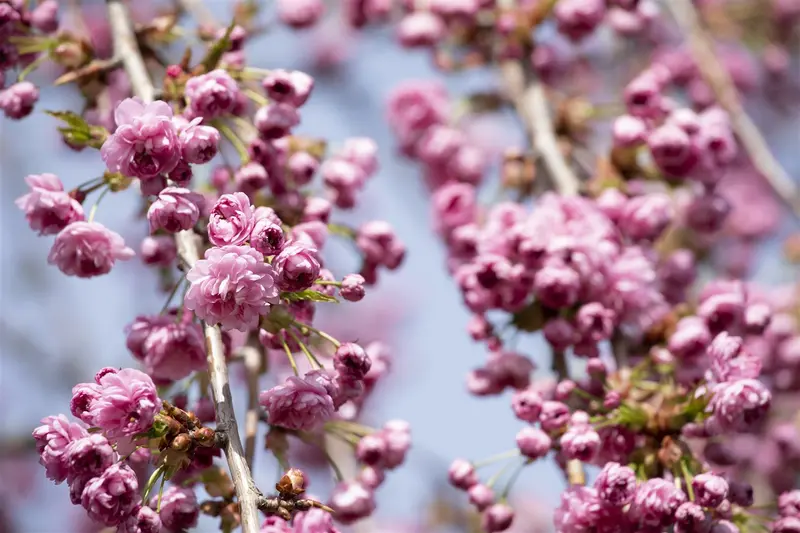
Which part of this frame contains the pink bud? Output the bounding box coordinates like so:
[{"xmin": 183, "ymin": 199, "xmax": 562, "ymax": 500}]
[{"xmin": 147, "ymin": 187, "xmax": 204, "ymax": 234}]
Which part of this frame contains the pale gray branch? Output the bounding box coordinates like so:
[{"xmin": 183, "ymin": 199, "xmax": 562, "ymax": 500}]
[
  {"xmin": 665, "ymin": 0, "xmax": 800, "ymax": 217},
  {"xmin": 106, "ymin": 2, "xmax": 260, "ymax": 531},
  {"xmin": 500, "ymin": 61, "xmax": 580, "ymax": 197}
]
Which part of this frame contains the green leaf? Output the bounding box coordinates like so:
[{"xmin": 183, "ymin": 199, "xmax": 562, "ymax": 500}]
[
  {"xmin": 47, "ymin": 110, "xmax": 108, "ymax": 149},
  {"xmin": 200, "ymin": 20, "xmax": 236, "ymax": 73},
  {"xmin": 282, "ymin": 290, "xmax": 339, "ymax": 304}
]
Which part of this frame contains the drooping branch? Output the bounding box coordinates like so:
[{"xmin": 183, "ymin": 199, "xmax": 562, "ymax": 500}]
[
  {"xmin": 105, "ymin": 1, "xmax": 261, "ymax": 531},
  {"xmin": 665, "ymin": 0, "xmax": 800, "ymax": 217},
  {"xmin": 500, "ymin": 60, "xmax": 581, "ymax": 197}
]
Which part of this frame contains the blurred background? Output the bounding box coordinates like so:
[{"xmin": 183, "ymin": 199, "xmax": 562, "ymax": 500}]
[{"xmin": 0, "ymin": 1, "xmax": 797, "ymax": 532}]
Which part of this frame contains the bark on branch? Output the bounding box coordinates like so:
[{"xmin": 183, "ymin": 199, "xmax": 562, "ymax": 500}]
[
  {"xmin": 106, "ymin": 2, "xmax": 261, "ymax": 531},
  {"xmin": 665, "ymin": 0, "xmax": 800, "ymax": 217},
  {"xmin": 500, "ymin": 61, "xmax": 581, "ymax": 197}
]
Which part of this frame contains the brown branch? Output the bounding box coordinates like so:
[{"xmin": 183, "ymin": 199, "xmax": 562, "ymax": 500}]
[
  {"xmin": 106, "ymin": 2, "xmax": 261, "ymax": 532},
  {"xmin": 240, "ymin": 343, "xmax": 263, "ymax": 468},
  {"xmin": 500, "ymin": 61, "xmax": 581, "ymax": 197},
  {"xmin": 665, "ymin": 0, "xmax": 800, "ymax": 217}
]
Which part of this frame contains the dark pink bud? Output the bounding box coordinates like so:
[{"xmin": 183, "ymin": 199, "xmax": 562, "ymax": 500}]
[
  {"xmin": 648, "ymin": 123, "xmax": 699, "ymax": 176},
  {"xmin": 140, "ymin": 235, "xmax": 177, "ymax": 266},
  {"xmin": 334, "ymin": 343, "xmax": 371, "ymax": 379},
  {"xmin": 448, "ymin": 458, "xmax": 477, "ymax": 490},
  {"xmin": 30, "ymin": 0, "xmax": 59, "ymax": 33},
  {"xmin": 685, "ymin": 192, "xmax": 730, "ymax": 233},
  {"xmin": 0, "ymin": 81, "xmax": 39, "ymax": 119},
  {"xmin": 543, "ymin": 318, "xmax": 577, "ymax": 351},
  {"xmin": 511, "ymin": 387, "xmax": 543, "ymax": 423},
  {"xmin": 396, "ymin": 11, "xmax": 445, "ymax": 48},
  {"xmin": 595, "ymin": 462, "xmax": 636, "ymax": 506},
  {"xmin": 468, "ymin": 484, "xmax": 494, "ymax": 511},
  {"xmin": 180, "ymin": 123, "xmax": 220, "ymax": 164},
  {"xmin": 539, "ymin": 401, "xmax": 570, "ymax": 431},
  {"xmin": 356, "ymin": 434, "xmax": 387, "ymax": 466},
  {"xmin": 329, "ymin": 482, "xmax": 375, "ymax": 524},
  {"xmin": 516, "ymin": 427, "xmax": 551, "ymax": 460},
  {"xmin": 575, "ymin": 303, "xmax": 616, "ymax": 343},
  {"xmin": 255, "ymin": 103, "xmax": 300, "ymax": 139},
  {"xmin": 358, "ymin": 465, "xmax": 385, "ymax": 489},
  {"xmin": 287, "ymin": 151, "xmax": 319, "ymax": 186},
  {"xmin": 277, "ymin": 0, "xmax": 325, "ymax": 29},
  {"xmin": 250, "ymin": 218, "xmax": 285, "ymax": 256},
  {"xmin": 235, "ymin": 162, "xmax": 269, "ymax": 192},
  {"xmin": 481, "ymin": 503, "xmax": 514, "ymax": 532},
  {"xmin": 147, "ymin": 187, "xmax": 204, "ymax": 234},
  {"xmin": 533, "ymin": 262, "xmax": 580, "ymax": 309},
  {"xmin": 340, "ymin": 274, "xmax": 366, "ymax": 302},
  {"xmin": 693, "ymin": 473, "xmax": 728, "ymax": 508}
]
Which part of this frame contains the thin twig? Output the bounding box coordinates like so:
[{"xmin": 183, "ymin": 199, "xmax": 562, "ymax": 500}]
[
  {"xmin": 500, "ymin": 61, "xmax": 581, "ymax": 197},
  {"xmin": 665, "ymin": 0, "xmax": 800, "ymax": 217},
  {"xmin": 106, "ymin": 2, "xmax": 261, "ymax": 532}
]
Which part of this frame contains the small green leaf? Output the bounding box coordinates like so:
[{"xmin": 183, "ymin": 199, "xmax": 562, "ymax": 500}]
[
  {"xmin": 200, "ymin": 20, "xmax": 236, "ymax": 73},
  {"xmin": 282, "ymin": 290, "xmax": 339, "ymax": 304},
  {"xmin": 47, "ymin": 110, "xmax": 108, "ymax": 149}
]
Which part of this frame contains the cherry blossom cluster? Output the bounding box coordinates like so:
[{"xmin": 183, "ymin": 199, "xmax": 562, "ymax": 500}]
[
  {"xmin": 263, "ymin": 1, "xmax": 800, "ymax": 532},
  {"xmin": 16, "ymin": 3, "xmax": 411, "ymax": 531},
  {"xmin": 0, "ymin": 0, "xmax": 58, "ymax": 119}
]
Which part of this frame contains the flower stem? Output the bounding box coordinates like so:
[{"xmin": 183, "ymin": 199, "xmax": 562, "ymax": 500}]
[
  {"xmin": 499, "ymin": 459, "xmax": 528, "ymax": 502},
  {"xmin": 292, "ymin": 321, "xmax": 341, "ymax": 348},
  {"xmin": 472, "ymin": 449, "xmax": 520, "ymax": 469},
  {"xmin": 17, "ymin": 53, "xmax": 49, "ymax": 82},
  {"xmin": 88, "ymin": 186, "xmax": 112, "ymax": 223},
  {"xmin": 287, "ymin": 329, "xmax": 323, "ymax": 370},
  {"xmin": 680, "ymin": 459, "xmax": 695, "ymax": 502},
  {"xmin": 160, "ymin": 276, "xmax": 185, "ymax": 315},
  {"xmin": 214, "ymin": 120, "xmax": 250, "ymax": 164},
  {"xmin": 280, "ymin": 334, "xmax": 299, "ymax": 377},
  {"xmin": 142, "ymin": 464, "xmax": 166, "ymax": 502},
  {"xmin": 244, "ymin": 88, "xmax": 269, "ymax": 107}
]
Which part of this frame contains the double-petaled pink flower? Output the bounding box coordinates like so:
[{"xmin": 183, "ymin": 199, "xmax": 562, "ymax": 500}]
[
  {"xmin": 101, "ymin": 98, "xmax": 181, "ymax": 180},
  {"xmin": 259, "ymin": 374, "xmax": 335, "ymax": 431},
  {"xmin": 70, "ymin": 368, "xmax": 160, "ymax": 439},
  {"xmin": 15, "ymin": 173, "xmax": 84, "ymax": 235},
  {"xmin": 147, "ymin": 187, "xmax": 204, "ymax": 234},
  {"xmin": 184, "ymin": 245, "xmax": 279, "ymax": 332},
  {"xmin": 207, "ymin": 192, "xmax": 255, "ymax": 246},
  {"xmin": 48, "ymin": 221, "xmax": 135, "ymax": 278}
]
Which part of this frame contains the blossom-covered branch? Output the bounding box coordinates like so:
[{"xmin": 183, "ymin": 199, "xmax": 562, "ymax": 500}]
[{"xmin": 106, "ymin": 1, "xmax": 263, "ymax": 531}]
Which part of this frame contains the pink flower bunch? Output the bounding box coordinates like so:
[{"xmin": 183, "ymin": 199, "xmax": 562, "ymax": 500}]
[
  {"xmin": 33, "ymin": 414, "xmax": 146, "ymax": 527},
  {"xmin": 125, "ymin": 314, "xmax": 206, "ymax": 381}
]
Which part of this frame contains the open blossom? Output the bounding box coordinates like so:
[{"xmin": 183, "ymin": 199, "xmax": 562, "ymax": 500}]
[
  {"xmin": 15, "ymin": 173, "xmax": 84, "ymax": 235},
  {"xmin": 708, "ymin": 378, "xmax": 771, "ymax": 432},
  {"xmin": 261, "ymin": 69, "xmax": 315, "ymax": 107},
  {"xmin": 184, "ymin": 69, "xmax": 240, "ymax": 119},
  {"xmin": 32, "ymin": 415, "xmax": 88, "ymax": 484},
  {"xmin": 180, "ymin": 121, "xmax": 220, "ymax": 164},
  {"xmin": 272, "ymin": 243, "xmax": 321, "ymax": 292},
  {"xmin": 138, "ymin": 320, "xmax": 206, "ymax": 381},
  {"xmin": 101, "ymin": 98, "xmax": 181, "ymax": 179},
  {"xmin": 0, "ymin": 81, "xmax": 39, "ymax": 119},
  {"xmin": 153, "ymin": 486, "xmax": 198, "ymax": 531},
  {"xmin": 329, "ymin": 482, "xmax": 376, "ymax": 524},
  {"xmin": 74, "ymin": 368, "xmax": 160, "ymax": 439},
  {"xmin": 119, "ymin": 506, "xmax": 161, "ymax": 533},
  {"xmin": 147, "ymin": 187, "xmax": 204, "ymax": 233},
  {"xmin": 184, "ymin": 245, "xmax": 279, "ymax": 332},
  {"xmin": 48, "ymin": 221, "xmax": 135, "ymax": 278},
  {"xmin": 81, "ymin": 463, "xmax": 140, "ymax": 526},
  {"xmin": 259, "ymin": 374, "xmax": 335, "ymax": 431},
  {"xmin": 207, "ymin": 192, "xmax": 255, "ymax": 246},
  {"xmin": 629, "ymin": 478, "xmax": 687, "ymax": 528},
  {"xmin": 64, "ymin": 434, "xmax": 115, "ymax": 483}
]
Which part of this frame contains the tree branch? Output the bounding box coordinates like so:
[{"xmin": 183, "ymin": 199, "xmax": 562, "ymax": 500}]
[
  {"xmin": 500, "ymin": 60, "xmax": 581, "ymax": 197},
  {"xmin": 665, "ymin": 0, "xmax": 800, "ymax": 217},
  {"xmin": 106, "ymin": 2, "xmax": 261, "ymax": 532},
  {"xmin": 240, "ymin": 344, "xmax": 263, "ymax": 468}
]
